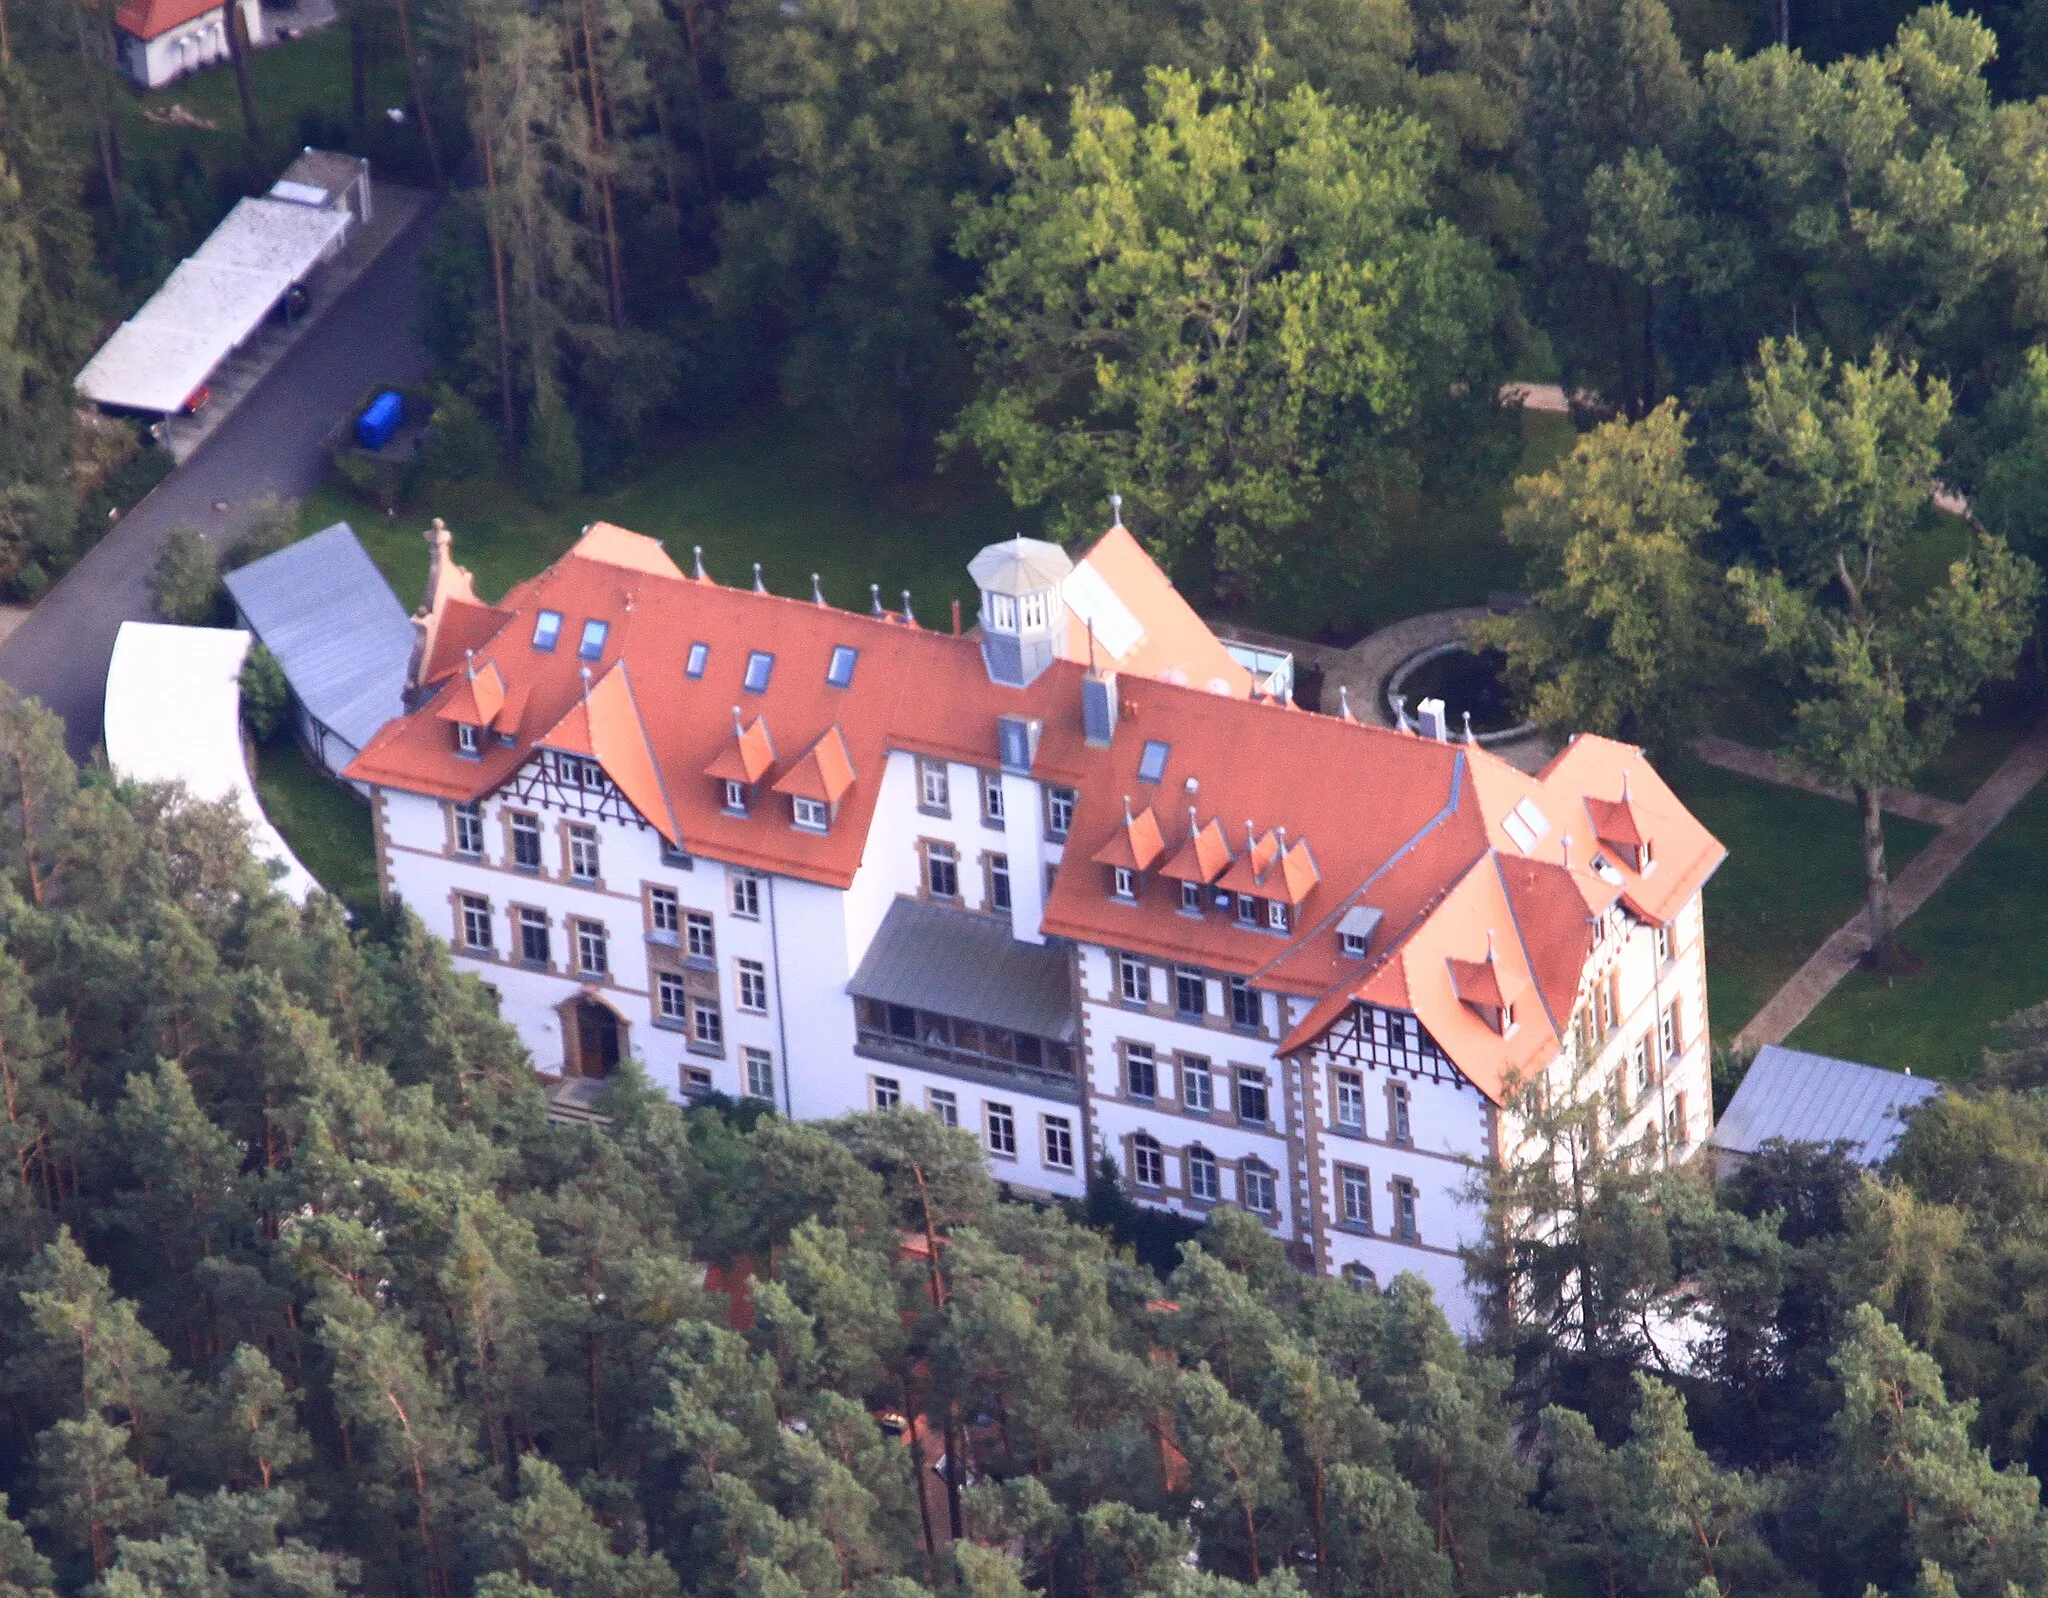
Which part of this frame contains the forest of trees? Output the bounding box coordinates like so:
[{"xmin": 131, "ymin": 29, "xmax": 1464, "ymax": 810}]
[{"xmin": 0, "ymin": 643, "xmax": 2045, "ymax": 1598}]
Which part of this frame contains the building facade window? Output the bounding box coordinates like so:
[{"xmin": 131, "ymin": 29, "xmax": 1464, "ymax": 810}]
[
  {"xmin": 918, "ymin": 758, "xmax": 951, "ymax": 815},
  {"xmin": 1334, "ymin": 1070, "xmax": 1364, "ymax": 1132},
  {"xmin": 1043, "ymin": 1115, "xmax": 1074, "ymax": 1171},
  {"xmin": 1390, "ymin": 1082, "xmax": 1413, "ymax": 1146},
  {"xmin": 454, "ymin": 802, "xmax": 484, "ymax": 857},
  {"xmin": 793, "ymin": 796, "xmax": 829, "ymax": 831},
  {"xmin": 737, "ymin": 959, "xmax": 768, "ymax": 1014},
  {"xmin": 981, "ymin": 771, "xmax": 1005, "ymax": 825},
  {"xmin": 1340, "ymin": 1165, "xmax": 1372, "ymax": 1230},
  {"xmin": 1187, "ymin": 1145, "xmax": 1220, "ymax": 1201},
  {"xmin": 657, "ymin": 972, "xmax": 687, "ymax": 1022},
  {"xmin": 1117, "ymin": 954, "xmax": 1150, "ymax": 1005},
  {"xmin": 459, "ymin": 895, "xmax": 492, "ymax": 952},
  {"xmin": 574, "ymin": 919, "xmax": 608, "ymax": 977},
  {"xmin": 1660, "ymin": 1002, "xmax": 1683, "ymax": 1062},
  {"xmin": 1047, "ymin": 786, "xmax": 1076, "ymax": 838},
  {"xmin": 1341, "ymin": 929, "xmax": 1369, "ymax": 957},
  {"xmin": 1241, "ymin": 1160, "xmax": 1276, "ymax": 1215},
  {"xmin": 988, "ymin": 854, "xmax": 1012, "ymax": 912},
  {"xmin": 924, "ymin": 841, "xmax": 960, "ymax": 900},
  {"xmin": 519, "ymin": 907, "xmax": 550, "ymax": 966},
  {"xmin": 1111, "ymin": 866, "xmax": 1136, "ymax": 900},
  {"xmin": 986, "ymin": 1101, "xmax": 1017, "ymax": 1158},
  {"xmin": 928, "ymin": 1088, "xmax": 959, "ymax": 1128},
  {"xmin": 510, "ymin": 812, "xmax": 543, "ymax": 871},
  {"xmin": 1181, "ymin": 1057, "xmax": 1213, "ymax": 1113},
  {"xmin": 686, "ymin": 911, "xmax": 715, "ymax": 961},
  {"xmin": 1655, "ymin": 923, "xmax": 1672, "ymax": 963},
  {"xmin": 692, "ymin": 999, "xmax": 723, "ymax": 1049},
  {"xmin": 684, "ymin": 1066, "xmax": 714, "ymax": 1093},
  {"xmin": 871, "ymin": 1076, "xmax": 902, "ymax": 1110},
  {"xmin": 650, "ymin": 885, "xmax": 680, "ymax": 936},
  {"xmin": 1175, "ymin": 968, "xmax": 1205, "ymax": 1017},
  {"xmin": 1230, "ymin": 978, "xmax": 1260, "ymax": 1031},
  {"xmin": 1666, "ymin": 1093, "xmax": 1689, "ymax": 1152},
  {"xmin": 732, "ymin": 873, "xmax": 761, "ymax": 919},
  {"xmin": 1131, "ymin": 1133, "xmax": 1164, "ymax": 1189},
  {"xmin": 1632, "ymin": 1038, "xmax": 1653, "ymax": 1098},
  {"xmin": 744, "ymin": 1047, "xmax": 775, "ymax": 1101},
  {"xmin": 1125, "ymin": 1042, "xmax": 1158, "ymax": 1100},
  {"xmin": 1393, "ymin": 1178, "xmax": 1419, "ymax": 1242},
  {"xmin": 1236, "ymin": 1069, "xmax": 1270, "ymax": 1127},
  {"xmin": 568, "ymin": 825, "xmax": 600, "ymax": 883}
]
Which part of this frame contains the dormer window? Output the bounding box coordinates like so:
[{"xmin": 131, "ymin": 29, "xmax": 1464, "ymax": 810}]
[
  {"xmin": 578, "ymin": 620, "xmax": 609, "ymax": 661},
  {"xmin": 743, "ymin": 651, "xmax": 774, "ymax": 693},
  {"xmin": 1502, "ymin": 1000, "xmax": 1519, "ymax": 1036},
  {"xmin": 1640, "ymin": 836, "xmax": 1655, "ymax": 872},
  {"xmin": 1180, "ymin": 881, "xmax": 1202, "ymax": 914},
  {"xmin": 1267, "ymin": 901, "xmax": 1290, "ymax": 933},
  {"xmin": 532, "ymin": 610, "xmax": 562, "ymax": 652},
  {"xmin": 1112, "ymin": 866, "xmax": 1137, "ymax": 900},
  {"xmin": 1236, "ymin": 894, "xmax": 1257, "ymax": 926},
  {"xmin": 724, "ymin": 780, "xmax": 748, "ymax": 814},
  {"xmin": 1341, "ymin": 930, "xmax": 1368, "ymax": 957},
  {"xmin": 456, "ymin": 722, "xmax": 480, "ymax": 757},
  {"xmin": 793, "ymin": 796, "xmax": 828, "ymax": 831},
  {"xmin": 686, "ymin": 642, "xmax": 709, "ymax": 678}
]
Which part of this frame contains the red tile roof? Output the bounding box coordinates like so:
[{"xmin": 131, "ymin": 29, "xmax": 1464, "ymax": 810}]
[
  {"xmin": 349, "ymin": 524, "xmax": 1725, "ymax": 1106},
  {"xmin": 116, "ymin": 0, "xmax": 224, "ymax": 41}
]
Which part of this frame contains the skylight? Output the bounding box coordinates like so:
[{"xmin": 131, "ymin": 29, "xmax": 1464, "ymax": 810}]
[
  {"xmin": 826, "ymin": 645, "xmax": 858, "ymax": 689},
  {"xmin": 532, "ymin": 610, "xmax": 562, "ymax": 652},
  {"xmin": 1137, "ymin": 740, "xmax": 1170, "ymax": 785},
  {"xmin": 1502, "ymin": 796, "xmax": 1551, "ymax": 854},
  {"xmin": 686, "ymin": 642, "xmax": 709, "ymax": 679},
  {"xmin": 578, "ymin": 620, "xmax": 609, "ymax": 661},
  {"xmin": 744, "ymin": 650, "xmax": 774, "ymax": 693}
]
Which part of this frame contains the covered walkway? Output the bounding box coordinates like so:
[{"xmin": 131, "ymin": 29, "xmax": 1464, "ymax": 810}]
[{"xmin": 103, "ymin": 622, "xmax": 321, "ymax": 902}]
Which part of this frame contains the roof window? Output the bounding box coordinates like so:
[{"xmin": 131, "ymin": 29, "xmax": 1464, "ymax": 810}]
[
  {"xmin": 827, "ymin": 645, "xmax": 858, "ymax": 689},
  {"xmin": 686, "ymin": 642, "xmax": 709, "ymax": 679},
  {"xmin": 1137, "ymin": 740, "xmax": 1170, "ymax": 785},
  {"xmin": 532, "ymin": 610, "xmax": 563, "ymax": 652},
  {"xmin": 578, "ymin": 620, "xmax": 609, "ymax": 661},
  {"xmin": 744, "ymin": 651, "xmax": 774, "ymax": 693},
  {"xmin": 1501, "ymin": 796, "xmax": 1551, "ymax": 854}
]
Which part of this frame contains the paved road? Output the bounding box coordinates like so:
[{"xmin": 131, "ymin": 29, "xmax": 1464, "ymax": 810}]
[{"xmin": 0, "ymin": 203, "xmax": 436, "ymax": 762}]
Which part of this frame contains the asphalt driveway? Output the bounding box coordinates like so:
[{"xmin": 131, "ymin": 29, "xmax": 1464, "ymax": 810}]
[{"xmin": 0, "ymin": 202, "xmax": 436, "ymax": 762}]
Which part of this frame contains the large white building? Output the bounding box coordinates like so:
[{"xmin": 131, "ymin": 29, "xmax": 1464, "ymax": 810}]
[{"xmin": 348, "ymin": 519, "xmax": 1725, "ymax": 1329}]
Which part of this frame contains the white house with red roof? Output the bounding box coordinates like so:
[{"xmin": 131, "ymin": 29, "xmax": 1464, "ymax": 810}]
[
  {"xmin": 347, "ymin": 518, "xmax": 1724, "ymax": 1331},
  {"xmin": 115, "ymin": 0, "xmax": 262, "ymax": 89}
]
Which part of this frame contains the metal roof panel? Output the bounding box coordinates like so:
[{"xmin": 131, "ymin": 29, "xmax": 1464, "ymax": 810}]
[
  {"xmin": 1712, "ymin": 1044, "xmax": 1942, "ymax": 1166},
  {"xmin": 849, "ymin": 898, "xmax": 1077, "ymax": 1043}
]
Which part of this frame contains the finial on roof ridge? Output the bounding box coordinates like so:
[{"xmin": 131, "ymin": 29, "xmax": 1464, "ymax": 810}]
[
  {"xmin": 870, "ymin": 583, "xmax": 884, "ymax": 618},
  {"xmin": 1188, "ymin": 803, "xmax": 1199, "ymax": 832},
  {"xmin": 902, "ymin": 590, "xmax": 915, "ymax": 626},
  {"xmin": 1462, "ymin": 710, "xmax": 1475, "ymax": 744},
  {"xmin": 1110, "ymin": 491, "xmax": 1124, "ymax": 530},
  {"xmin": 1338, "ymin": 684, "xmax": 1352, "ymax": 720},
  {"xmin": 731, "ymin": 705, "xmax": 744, "ymax": 737},
  {"xmin": 464, "ymin": 647, "xmax": 475, "ymax": 680},
  {"xmin": 1486, "ymin": 928, "xmax": 1497, "ymax": 963},
  {"xmin": 1621, "ymin": 769, "xmax": 1633, "ymax": 802},
  {"xmin": 1562, "ymin": 832, "xmax": 1572, "ymax": 870},
  {"xmin": 1391, "ymin": 693, "xmax": 1411, "ymax": 734},
  {"xmin": 693, "ymin": 545, "xmax": 706, "ymax": 581},
  {"xmin": 753, "ymin": 562, "xmax": 766, "ymax": 594},
  {"xmin": 812, "ymin": 573, "xmax": 825, "ymax": 606},
  {"xmin": 579, "ymin": 664, "xmax": 592, "ymax": 702},
  {"xmin": 1123, "ymin": 794, "xmax": 1133, "ymax": 824},
  {"xmin": 1245, "ymin": 819, "xmax": 1256, "ymax": 849}
]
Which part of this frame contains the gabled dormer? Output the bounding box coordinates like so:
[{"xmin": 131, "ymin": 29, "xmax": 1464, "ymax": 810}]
[
  {"xmin": 705, "ymin": 708, "xmax": 775, "ymax": 815},
  {"xmin": 1448, "ymin": 931, "xmax": 1522, "ymax": 1036},
  {"xmin": 773, "ymin": 726, "xmax": 855, "ymax": 833},
  {"xmin": 1092, "ymin": 798, "xmax": 1165, "ymax": 901}
]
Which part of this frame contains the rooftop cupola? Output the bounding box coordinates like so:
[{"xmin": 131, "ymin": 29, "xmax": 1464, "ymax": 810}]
[{"xmin": 969, "ymin": 535, "xmax": 1072, "ymax": 688}]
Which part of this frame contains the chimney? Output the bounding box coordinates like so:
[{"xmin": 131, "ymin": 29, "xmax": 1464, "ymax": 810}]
[
  {"xmin": 1417, "ymin": 697, "xmax": 1448, "ymax": 741},
  {"xmin": 405, "ymin": 517, "xmax": 478, "ymax": 696},
  {"xmin": 1082, "ymin": 670, "xmax": 1119, "ymax": 747},
  {"xmin": 952, "ymin": 598, "xmax": 962, "ymax": 635}
]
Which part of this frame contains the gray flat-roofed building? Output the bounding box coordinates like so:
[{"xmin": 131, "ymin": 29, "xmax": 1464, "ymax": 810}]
[
  {"xmin": 1711, "ymin": 1044, "xmax": 1943, "ymax": 1172},
  {"xmin": 224, "ymin": 523, "xmax": 413, "ymax": 787}
]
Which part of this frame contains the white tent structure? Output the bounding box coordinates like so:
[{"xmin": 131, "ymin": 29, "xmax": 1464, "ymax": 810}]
[
  {"xmin": 75, "ymin": 194, "xmax": 352, "ymax": 415},
  {"xmin": 104, "ymin": 622, "xmax": 321, "ymax": 903}
]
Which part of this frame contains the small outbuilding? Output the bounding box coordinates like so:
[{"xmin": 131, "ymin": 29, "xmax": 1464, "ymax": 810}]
[
  {"xmin": 223, "ymin": 523, "xmax": 414, "ymax": 787},
  {"xmin": 1711, "ymin": 1044, "xmax": 1943, "ymax": 1173},
  {"xmin": 114, "ymin": 0, "xmax": 263, "ymax": 90}
]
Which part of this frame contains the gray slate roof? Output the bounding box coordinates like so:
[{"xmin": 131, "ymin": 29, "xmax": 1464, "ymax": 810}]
[
  {"xmin": 968, "ymin": 536, "xmax": 1073, "ymax": 596},
  {"xmin": 849, "ymin": 898, "xmax": 1077, "ymax": 1042},
  {"xmin": 223, "ymin": 523, "xmax": 413, "ymax": 753},
  {"xmin": 1712, "ymin": 1044, "xmax": 1942, "ymax": 1168}
]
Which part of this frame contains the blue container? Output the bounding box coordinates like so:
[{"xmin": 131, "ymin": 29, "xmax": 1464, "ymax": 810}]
[{"xmin": 356, "ymin": 389, "xmax": 404, "ymax": 451}]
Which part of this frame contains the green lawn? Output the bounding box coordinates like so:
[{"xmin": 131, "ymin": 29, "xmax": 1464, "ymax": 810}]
[
  {"xmin": 306, "ymin": 409, "xmax": 1033, "ymax": 618},
  {"xmin": 1666, "ymin": 755, "xmax": 1938, "ymax": 1045},
  {"xmin": 1788, "ymin": 781, "xmax": 2048, "ymax": 1079},
  {"xmin": 255, "ymin": 738, "xmax": 378, "ymax": 917}
]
